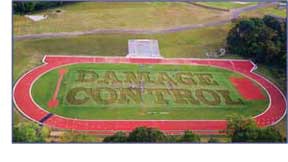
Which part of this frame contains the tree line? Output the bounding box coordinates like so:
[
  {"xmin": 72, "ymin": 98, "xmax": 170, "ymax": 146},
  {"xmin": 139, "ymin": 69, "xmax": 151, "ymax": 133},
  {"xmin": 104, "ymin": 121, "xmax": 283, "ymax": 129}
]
[
  {"xmin": 103, "ymin": 116, "xmax": 284, "ymax": 143},
  {"xmin": 13, "ymin": 1, "xmax": 70, "ymax": 14},
  {"xmin": 13, "ymin": 116, "xmax": 285, "ymax": 143}
]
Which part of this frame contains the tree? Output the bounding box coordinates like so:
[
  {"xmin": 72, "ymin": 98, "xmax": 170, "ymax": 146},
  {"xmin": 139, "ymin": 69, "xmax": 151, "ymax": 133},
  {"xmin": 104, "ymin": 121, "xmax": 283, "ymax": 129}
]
[
  {"xmin": 13, "ymin": 122, "xmax": 50, "ymax": 143},
  {"xmin": 13, "ymin": 2, "xmax": 36, "ymax": 14},
  {"xmin": 13, "ymin": 1, "xmax": 67, "ymax": 14},
  {"xmin": 226, "ymin": 115, "xmax": 283, "ymax": 143},
  {"xmin": 226, "ymin": 16, "xmax": 286, "ymax": 67},
  {"xmin": 256, "ymin": 127, "xmax": 283, "ymax": 142},
  {"xmin": 178, "ymin": 130, "xmax": 200, "ymax": 143},
  {"xmin": 103, "ymin": 132, "xmax": 128, "ymax": 143},
  {"xmin": 263, "ymin": 15, "xmax": 287, "ymax": 68},
  {"xmin": 127, "ymin": 127, "xmax": 167, "ymax": 142}
]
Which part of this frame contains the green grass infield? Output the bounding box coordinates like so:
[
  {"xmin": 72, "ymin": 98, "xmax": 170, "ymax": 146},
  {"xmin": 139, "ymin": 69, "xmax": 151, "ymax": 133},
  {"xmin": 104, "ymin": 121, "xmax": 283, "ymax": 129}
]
[{"xmin": 31, "ymin": 63, "xmax": 269, "ymax": 120}]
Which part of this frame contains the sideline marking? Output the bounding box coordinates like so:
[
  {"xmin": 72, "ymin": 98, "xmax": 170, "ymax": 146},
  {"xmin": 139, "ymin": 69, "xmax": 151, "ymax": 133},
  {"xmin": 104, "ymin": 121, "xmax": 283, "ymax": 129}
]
[{"xmin": 39, "ymin": 113, "xmax": 54, "ymax": 123}]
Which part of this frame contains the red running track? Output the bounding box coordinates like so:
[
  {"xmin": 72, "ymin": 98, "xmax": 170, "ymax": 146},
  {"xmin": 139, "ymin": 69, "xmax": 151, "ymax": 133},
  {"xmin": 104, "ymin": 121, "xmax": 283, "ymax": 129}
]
[{"xmin": 13, "ymin": 55, "xmax": 287, "ymax": 134}]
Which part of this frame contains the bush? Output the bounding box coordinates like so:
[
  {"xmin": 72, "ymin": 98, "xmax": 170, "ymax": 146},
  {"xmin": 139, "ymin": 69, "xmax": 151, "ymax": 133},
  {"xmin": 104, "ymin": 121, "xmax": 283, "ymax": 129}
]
[
  {"xmin": 13, "ymin": 122, "xmax": 50, "ymax": 143},
  {"xmin": 103, "ymin": 127, "xmax": 205, "ymax": 143},
  {"xmin": 127, "ymin": 127, "xmax": 167, "ymax": 143},
  {"xmin": 226, "ymin": 115, "xmax": 284, "ymax": 143},
  {"xmin": 178, "ymin": 130, "xmax": 201, "ymax": 143},
  {"xmin": 208, "ymin": 137, "xmax": 220, "ymax": 143},
  {"xmin": 103, "ymin": 132, "xmax": 128, "ymax": 143},
  {"xmin": 60, "ymin": 131, "xmax": 101, "ymax": 143},
  {"xmin": 103, "ymin": 127, "xmax": 168, "ymax": 143}
]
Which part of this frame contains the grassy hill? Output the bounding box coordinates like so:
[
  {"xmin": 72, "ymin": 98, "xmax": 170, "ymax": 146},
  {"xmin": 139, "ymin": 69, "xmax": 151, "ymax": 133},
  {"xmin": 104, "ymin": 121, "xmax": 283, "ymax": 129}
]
[{"xmin": 13, "ymin": 2, "xmax": 229, "ymax": 35}]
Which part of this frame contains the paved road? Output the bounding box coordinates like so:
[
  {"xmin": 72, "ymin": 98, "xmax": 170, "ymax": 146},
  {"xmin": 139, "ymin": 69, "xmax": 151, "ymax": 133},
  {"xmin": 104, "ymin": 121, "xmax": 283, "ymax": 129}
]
[{"xmin": 14, "ymin": 2, "xmax": 276, "ymax": 41}]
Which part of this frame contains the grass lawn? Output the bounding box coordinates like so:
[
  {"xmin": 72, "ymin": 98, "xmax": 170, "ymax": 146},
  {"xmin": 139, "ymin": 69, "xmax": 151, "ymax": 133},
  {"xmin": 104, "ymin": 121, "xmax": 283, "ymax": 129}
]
[
  {"xmin": 273, "ymin": 115, "xmax": 287, "ymax": 138},
  {"xmin": 13, "ymin": 2, "xmax": 229, "ymax": 35},
  {"xmin": 195, "ymin": 2, "xmax": 257, "ymax": 10},
  {"xmin": 31, "ymin": 63, "xmax": 268, "ymax": 120},
  {"xmin": 254, "ymin": 65, "xmax": 287, "ymax": 93},
  {"xmin": 13, "ymin": 24, "xmax": 231, "ymax": 79},
  {"xmin": 240, "ymin": 5, "xmax": 286, "ymax": 18}
]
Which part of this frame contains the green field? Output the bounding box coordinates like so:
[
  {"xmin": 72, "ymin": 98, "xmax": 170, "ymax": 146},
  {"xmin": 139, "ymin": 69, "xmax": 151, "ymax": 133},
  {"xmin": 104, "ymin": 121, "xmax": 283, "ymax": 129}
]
[
  {"xmin": 14, "ymin": 25, "xmax": 231, "ymax": 79},
  {"xmin": 31, "ymin": 63, "xmax": 268, "ymax": 120},
  {"xmin": 195, "ymin": 2, "xmax": 257, "ymax": 10},
  {"xmin": 13, "ymin": 2, "xmax": 229, "ymax": 35}
]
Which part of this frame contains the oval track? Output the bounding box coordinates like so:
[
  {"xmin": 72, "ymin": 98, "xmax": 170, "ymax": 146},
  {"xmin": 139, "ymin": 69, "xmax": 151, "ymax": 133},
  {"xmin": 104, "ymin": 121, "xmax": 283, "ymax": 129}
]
[{"xmin": 13, "ymin": 55, "xmax": 286, "ymax": 134}]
